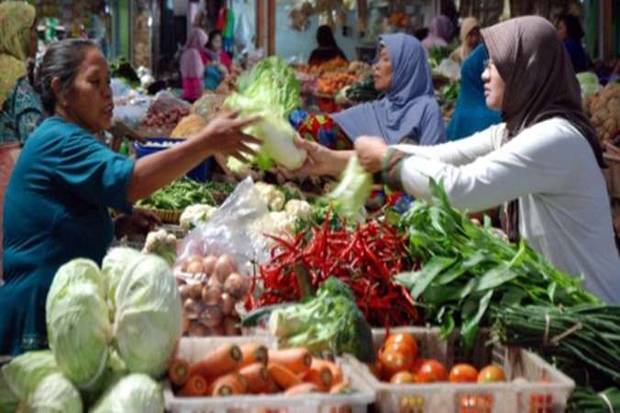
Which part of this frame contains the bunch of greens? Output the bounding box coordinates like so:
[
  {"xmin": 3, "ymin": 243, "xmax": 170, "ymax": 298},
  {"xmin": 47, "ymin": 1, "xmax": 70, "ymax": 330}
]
[
  {"xmin": 428, "ymin": 46, "xmax": 452, "ymax": 70},
  {"xmin": 268, "ymin": 277, "xmax": 375, "ymax": 362},
  {"xmin": 396, "ymin": 181, "xmax": 598, "ymax": 348},
  {"xmin": 568, "ymin": 386, "xmax": 620, "ymax": 412},
  {"xmin": 136, "ymin": 179, "xmax": 234, "ymax": 210},
  {"xmin": 225, "ymin": 57, "xmax": 306, "ymax": 171},
  {"xmin": 346, "ymin": 74, "xmax": 381, "ymax": 102},
  {"xmin": 438, "ymin": 81, "xmax": 460, "ymax": 106},
  {"xmin": 325, "ymin": 156, "xmax": 373, "ymax": 224},
  {"xmin": 110, "ymin": 58, "xmax": 140, "ymax": 88},
  {"xmin": 493, "ymin": 304, "xmax": 620, "ymax": 390}
]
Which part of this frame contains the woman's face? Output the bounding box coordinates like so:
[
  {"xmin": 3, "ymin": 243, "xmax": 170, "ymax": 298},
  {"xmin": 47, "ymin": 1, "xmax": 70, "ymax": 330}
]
[
  {"xmin": 59, "ymin": 47, "xmax": 113, "ymax": 133},
  {"xmin": 481, "ymin": 61, "xmax": 505, "ymax": 110},
  {"xmin": 557, "ymin": 21, "xmax": 568, "ymax": 41},
  {"xmin": 373, "ymin": 47, "xmax": 392, "ymax": 92},
  {"xmin": 466, "ymin": 27, "xmax": 481, "ymax": 49},
  {"xmin": 210, "ymin": 34, "xmax": 222, "ymax": 52}
]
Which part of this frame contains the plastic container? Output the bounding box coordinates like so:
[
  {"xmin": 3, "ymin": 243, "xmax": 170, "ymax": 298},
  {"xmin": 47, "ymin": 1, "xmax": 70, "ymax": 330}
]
[
  {"xmin": 164, "ymin": 336, "xmax": 375, "ymax": 413},
  {"xmin": 134, "ymin": 137, "xmax": 214, "ymax": 182},
  {"xmin": 349, "ymin": 327, "xmax": 574, "ymax": 413}
]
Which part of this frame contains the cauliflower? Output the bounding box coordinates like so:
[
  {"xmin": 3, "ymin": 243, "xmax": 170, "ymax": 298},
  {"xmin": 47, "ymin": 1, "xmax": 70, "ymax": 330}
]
[
  {"xmin": 179, "ymin": 204, "xmax": 217, "ymax": 230},
  {"xmin": 589, "ymin": 83, "xmax": 620, "ymax": 143},
  {"xmin": 254, "ymin": 182, "xmax": 285, "ymax": 211},
  {"xmin": 142, "ymin": 228, "xmax": 177, "ymax": 265},
  {"xmin": 284, "ymin": 199, "xmax": 313, "ymax": 221}
]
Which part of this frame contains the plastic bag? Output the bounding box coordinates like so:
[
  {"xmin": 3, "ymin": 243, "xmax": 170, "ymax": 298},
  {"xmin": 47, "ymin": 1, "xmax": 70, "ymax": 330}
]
[
  {"xmin": 177, "ymin": 178, "xmax": 275, "ymax": 269},
  {"xmin": 435, "ymin": 58, "xmax": 461, "ymax": 81},
  {"xmin": 112, "ymin": 84, "xmax": 152, "ymax": 129},
  {"xmin": 149, "ymin": 90, "xmax": 191, "ymax": 115}
]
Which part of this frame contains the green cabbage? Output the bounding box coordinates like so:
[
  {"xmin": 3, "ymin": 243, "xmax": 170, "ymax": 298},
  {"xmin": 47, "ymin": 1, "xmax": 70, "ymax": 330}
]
[
  {"xmin": 101, "ymin": 247, "xmax": 142, "ymax": 311},
  {"xmin": 576, "ymin": 72, "xmax": 601, "ymax": 99},
  {"xmin": 0, "ymin": 372, "xmax": 18, "ymax": 413},
  {"xmin": 90, "ymin": 374, "xmax": 163, "ymax": 413},
  {"xmin": 327, "ymin": 156, "xmax": 372, "ymax": 223},
  {"xmin": 112, "ymin": 254, "xmax": 182, "ymax": 377},
  {"xmin": 224, "ymin": 57, "xmax": 305, "ymax": 171},
  {"xmin": 1, "ymin": 351, "xmax": 57, "ymax": 402},
  {"xmin": 28, "ymin": 373, "xmax": 83, "ymax": 413},
  {"xmin": 46, "ymin": 260, "xmax": 111, "ymax": 389}
]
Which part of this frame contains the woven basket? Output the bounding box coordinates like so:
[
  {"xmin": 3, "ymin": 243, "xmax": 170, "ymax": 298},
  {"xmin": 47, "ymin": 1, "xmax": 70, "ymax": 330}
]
[
  {"xmin": 135, "ymin": 207, "xmax": 182, "ymax": 224},
  {"xmin": 604, "ymin": 153, "xmax": 620, "ymax": 201}
]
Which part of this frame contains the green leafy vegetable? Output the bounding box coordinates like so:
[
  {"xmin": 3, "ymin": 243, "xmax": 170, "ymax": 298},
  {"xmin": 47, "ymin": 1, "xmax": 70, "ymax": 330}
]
[
  {"xmin": 1, "ymin": 351, "xmax": 57, "ymax": 403},
  {"xmin": 111, "ymin": 254, "xmax": 182, "ymax": 377},
  {"xmin": 136, "ymin": 179, "xmax": 234, "ymax": 210},
  {"xmin": 46, "ymin": 260, "xmax": 111, "ymax": 389},
  {"xmin": 224, "ymin": 57, "xmax": 306, "ymax": 170},
  {"xmin": 29, "ymin": 373, "xmax": 83, "ymax": 413},
  {"xmin": 397, "ymin": 180, "xmax": 599, "ymax": 348},
  {"xmin": 269, "ymin": 277, "xmax": 375, "ymax": 362},
  {"xmin": 326, "ymin": 156, "xmax": 372, "ymax": 223},
  {"xmin": 91, "ymin": 374, "xmax": 164, "ymax": 413}
]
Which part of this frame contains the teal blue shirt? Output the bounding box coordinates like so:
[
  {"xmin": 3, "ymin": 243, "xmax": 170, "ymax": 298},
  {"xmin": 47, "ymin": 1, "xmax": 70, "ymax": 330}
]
[{"xmin": 0, "ymin": 116, "xmax": 135, "ymax": 355}]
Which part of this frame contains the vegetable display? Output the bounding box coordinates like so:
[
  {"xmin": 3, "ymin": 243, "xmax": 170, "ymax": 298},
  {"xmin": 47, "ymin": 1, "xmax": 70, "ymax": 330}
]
[
  {"xmin": 567, "ymin": 386, "xmax": 620, "ymax": 412},
  {"xmin": 136, "ymin": 179, "xmax": 234, "ymax": 211},
  {"xmin": 267, "ymin": 277, "xmax": 375, "ymax": 363},
  {"xmin": 326, "ymin": 156, "xmax": 373, "ymax": 223},
  {"xmin": 317, "ymin": 72, "xmax": 359, "ymax": 96},
  {"xmin": 90, "ymin": 374, "xmax": 164, "ymax": 413},
  {"xmin": 28, "ymin": 373, "xmax": 83, "ymax": 413},
  {"xmin": 254, "ymin": 218, "xmax": 417, "ymax": 328},
  {"xmin": 168, "ymin": 342, "xmax": 349, "ymax": 398},
  {"xmin": 396, "ymin": 181, "xmax": 598, "ymax": 348},
  {"xmin": 346, "ymin": 75, "xmax": 381, "ymax": 103},
  {"xmin": 170, "ymin": 114, "xmax": 206, "ymax": 139},
  {"xmin": 492, "ymin": 304, "xmax": 620, "ymax": 390},
  {"xmin": 176, "ymin": 254, "xmax": 249, "ymax": 336},
  {"xmin": 142, "ymin": 228, "xmax": 178, "ymax": 265},
  {"xmin": 588, "ymin": 81, "xmax": 620, "ymax": 145}
]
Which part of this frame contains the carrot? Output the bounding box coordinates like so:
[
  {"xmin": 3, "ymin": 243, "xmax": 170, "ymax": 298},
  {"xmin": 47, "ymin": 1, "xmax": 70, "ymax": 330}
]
[
  {"xmin": 312, "ymin": 358, "xmax": 343, "ymax": 385},
  {"xmin": 264, "ymin": 376, "xmax": 281, "ymax": 394},
  {"xmin": 190, "ymin": 344, "xmax": 242, "ymax": 380},
  {"xmin": 303, "ymin": 359, "xmax": 333, "ymax": 391},
  {"xmin": 211, "ymin": 373, "xmax": 248, "ymax": 397},
  {"xmin": 179, "ymin": 375, "xmax": 208, "ymax": 397},
  {"xmin": 267, "ymin": 362, "xmax": 302, "ymax": 389},
  {"xmin": 240, "ymin": 343, "xmax": 269, "ymax": 367},
  {"xmin": 284, "ymin": 382, "xmax": 320, "ymax": 395},
  {"xmin": 168, "ymin": 358, "xmax": 190, "ymax": 386},
  {"xmin": 329, "ymin": 379, "xmax": 351, "ymax": 394},
  {"xmin": 239, "ymin": 363, "xmax": 270, "ymax": 394},
  {"xmin": 268, "ymin": 348, "xmax": 312, "ymax": 375}
]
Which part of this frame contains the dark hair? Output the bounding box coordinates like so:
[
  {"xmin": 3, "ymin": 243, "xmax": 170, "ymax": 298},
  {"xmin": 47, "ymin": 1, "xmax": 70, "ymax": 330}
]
[
  {"xmin": 316, "ymin": 25, "xmax": 337, "ymax": 48},
  {"xmin": 206, "ymin": 30, "xmax": 222, "ymax": 50},
  {"xmin": 558, "ymin": 14, "xmax": 584, "ymax": 40},
  {"xmin": 35, "ymin": 39, "xmax": 98, "ymax": 113}
]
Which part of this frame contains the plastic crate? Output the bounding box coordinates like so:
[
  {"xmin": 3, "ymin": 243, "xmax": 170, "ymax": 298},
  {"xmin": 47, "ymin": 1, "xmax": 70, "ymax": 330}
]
[
  {"xmin": 134, "ymin": 138, "xmax": 214, "ymax": 182},
  {"xmin": 164, "ymin": 336, "xmax": 376, "ymax": 413},
  {"xmin": 349, "ymin": 327, "xmax": 574, "ymax": 413}
]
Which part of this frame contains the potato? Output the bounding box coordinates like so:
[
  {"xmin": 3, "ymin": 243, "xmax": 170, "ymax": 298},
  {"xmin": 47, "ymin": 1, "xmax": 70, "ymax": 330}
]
[
  {"xmin": 203, "ymin": 255, "xmax": 218, "ymax": 275},
  {"xmin": 224, "ymin": 273, "xmax": 250, "ymax": 299},
  {"xmin": 214, "ymin": 255, "xmax": 236, "ymax": 283}
]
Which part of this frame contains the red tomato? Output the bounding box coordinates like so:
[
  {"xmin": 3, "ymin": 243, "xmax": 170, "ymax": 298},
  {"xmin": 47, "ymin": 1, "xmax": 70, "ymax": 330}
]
[
  {"xmin": 411, "ymin": 358, "xmax": 426, "ymax": 374},
  {"xmin": 477, "ymin": 365, "xmax": 506, "ymax": 383},
  {"xmin": 385, "ymin": 333, "xmax": 418, "ymax": 360},
  {"xmin": 378, "ymin": 348, "xmax": 414, "ymax": 378},
  {"xmin": 449, "ymin": 364, "xmax": 479, "ymax": 383},
  {"xmin": 390, "ymin": 371, "xmax": 416, "ymax": 384},
  {"xmin": 416, "ymin": 359, "xmax": 447, "ymax": 383}
]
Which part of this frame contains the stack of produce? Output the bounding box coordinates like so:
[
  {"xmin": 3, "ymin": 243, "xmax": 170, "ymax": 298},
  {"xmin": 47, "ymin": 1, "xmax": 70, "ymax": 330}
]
[
  {"xmin": 588, "ymin": 81, "xmax": 620, "ymax": 146},
  {"xmin": 170, "ymin": 114, "xmax": 207, "ymax": 139},
  {"xmin": 1, "ymin": 248, "xmax": 182, "ymax": 412},
  {"xmin": 317, "ymin": 71, "xmax": 359, "ymax": 96},
  {"xmin": 168, "ymin": 343, "xmax": 349, "ymax": 397},
  {"xmin": 345, "ymin": 75, "xmax": 381, "ymax": 103},
  {"xmin": 253, "ymin": 217, "xmax": 418, "ymax": 328},
  {"xmin": 372, "ymin": 332, "xmax": 507, "ymax": 386},
  {"xmin": 136, "ymin": 179, "xmax": 233, "ymax": 211},
  {"xmin": 175, "ymin": 254, "xmax": 250, "ymax": 337},
  {"xmin": 224, "ymin": 56, "xmax": 307, "ymax": 172},
  {"xmin": 264, "ymin": 277, "xmax": 375, "ymax": 363},
  {"xmin": 141, "ymin": 103, "xmax": 190, "ymax": 132},
  {"xmin": 396, "ymin": 181, "xmax": 599, "ymax": 348},
  {"xmin": 191, "ymin": 93, "xmax": 227, "ymax": 121},
  {"xmin": 298, "ymin": 57, "xmax": 349, "ymax": 76}
]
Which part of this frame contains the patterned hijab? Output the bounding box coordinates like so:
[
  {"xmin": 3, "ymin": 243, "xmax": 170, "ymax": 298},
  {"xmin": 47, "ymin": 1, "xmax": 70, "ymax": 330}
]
[
  {"xmin": 0, "ymin": 1, "xmax": 36, "ymax": 107},
  {"xmin": 481, "ymin": 16, "xmax": 603, "ymax": 241}
]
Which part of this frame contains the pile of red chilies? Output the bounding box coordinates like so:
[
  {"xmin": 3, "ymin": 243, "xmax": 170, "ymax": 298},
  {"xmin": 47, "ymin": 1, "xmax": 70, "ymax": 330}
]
[{"xmin": 249, "ymin": 218, "xmax": 419, "ymax": 327}]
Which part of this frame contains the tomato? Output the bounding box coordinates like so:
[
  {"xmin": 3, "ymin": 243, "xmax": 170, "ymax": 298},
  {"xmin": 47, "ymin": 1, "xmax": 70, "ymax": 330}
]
[
  {"xmin": 385, "ymin": 333, "xmax": 418, "ymax": 359},
  {"xmin": 369, "ymin": 360, "xmax": 383, "ymax": 379},
  {"xmin": 449, "ymin": 363, "xmax": 479, "ymax": 383},
  {"xmin": 477, "ymin": 365, "xmax": 506, "ymax": 383},
  {"xmin": 411, "ymin": 358, "xmax": 426, "ymax": 374},
  {"xmin": 390, "ymin": 371, "xmax": 416, "ymax": 384},
  {"xmin": 378, "ymin": 348, "xmax": 414, "ymax": 378},
  {"xmin": 416, "ymin": 359, "xmax": 447, "ymax": 383}
]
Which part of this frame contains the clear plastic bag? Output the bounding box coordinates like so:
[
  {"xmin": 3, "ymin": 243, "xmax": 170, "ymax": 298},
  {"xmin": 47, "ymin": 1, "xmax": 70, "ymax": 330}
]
[
  {"xmin": 149, "ymin": 90, "xmax": 191, "ymax": 115},
  {"xmin": 177, "ymin": 178, "xmax": 275, "ymax": 271}
]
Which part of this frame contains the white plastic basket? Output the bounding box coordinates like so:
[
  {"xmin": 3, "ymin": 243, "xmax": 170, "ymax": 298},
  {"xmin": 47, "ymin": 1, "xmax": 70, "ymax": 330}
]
[
  {"xmin": 348, "ymin": 327, "xmax": 574, "ymax": 413},
  {"xmin": 164, "ymin": 336, "xmax": 376, "ymax": 413}
]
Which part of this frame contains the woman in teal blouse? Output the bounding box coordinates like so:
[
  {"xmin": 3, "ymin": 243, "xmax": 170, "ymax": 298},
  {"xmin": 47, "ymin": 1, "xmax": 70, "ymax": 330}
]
[{"xmin": 0, "ymin": 39, "xmax": 259, "ymax": 355}]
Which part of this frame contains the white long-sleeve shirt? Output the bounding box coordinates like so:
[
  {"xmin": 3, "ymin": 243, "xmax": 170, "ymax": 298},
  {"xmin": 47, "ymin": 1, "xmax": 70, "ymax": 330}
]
[{"xmin": 393, "ymin": 118, "xmax": 620, "ymax": 303}]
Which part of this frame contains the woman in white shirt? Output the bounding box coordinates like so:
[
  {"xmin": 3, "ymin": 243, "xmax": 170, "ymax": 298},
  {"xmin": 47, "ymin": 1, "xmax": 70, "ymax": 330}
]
[{"xmin": 301, "ymin": 16, "xmax": 620, "ymax": 303}]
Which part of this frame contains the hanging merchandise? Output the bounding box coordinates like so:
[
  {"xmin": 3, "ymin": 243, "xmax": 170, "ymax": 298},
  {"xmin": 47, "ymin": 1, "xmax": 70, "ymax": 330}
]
[
  {"xmin": 222, "ymin": 4, "xmax": 235, "ymax": 55},
  {"xmin": 216, "ymin": 6, "xmax": 227, "ymax": 31}
]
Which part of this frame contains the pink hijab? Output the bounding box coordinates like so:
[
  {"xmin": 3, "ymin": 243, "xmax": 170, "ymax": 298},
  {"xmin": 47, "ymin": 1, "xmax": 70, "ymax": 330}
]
[{"xmin": 180, "ymin": 28, "xmax": 208, "ymax": 78}]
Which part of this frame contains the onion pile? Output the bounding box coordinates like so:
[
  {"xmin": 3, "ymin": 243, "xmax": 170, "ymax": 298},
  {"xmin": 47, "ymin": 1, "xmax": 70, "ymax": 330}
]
[{"xmin": 176, "ymin": 254, "xmax": 250, "ymax": 336}]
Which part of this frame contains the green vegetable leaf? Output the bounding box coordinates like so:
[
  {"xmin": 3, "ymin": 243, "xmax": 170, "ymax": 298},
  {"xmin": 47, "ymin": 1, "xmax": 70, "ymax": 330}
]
[
  {"xmin": 474, "ymin": 262, "xmax": 518, "ymax": 292},
  {"xmin": 462, "ymin": 289, "xmax": 493, "ymax": 349},
  {"xmin": 398, "ymin": 256, "xmax": 456, "ymax": 299}
]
